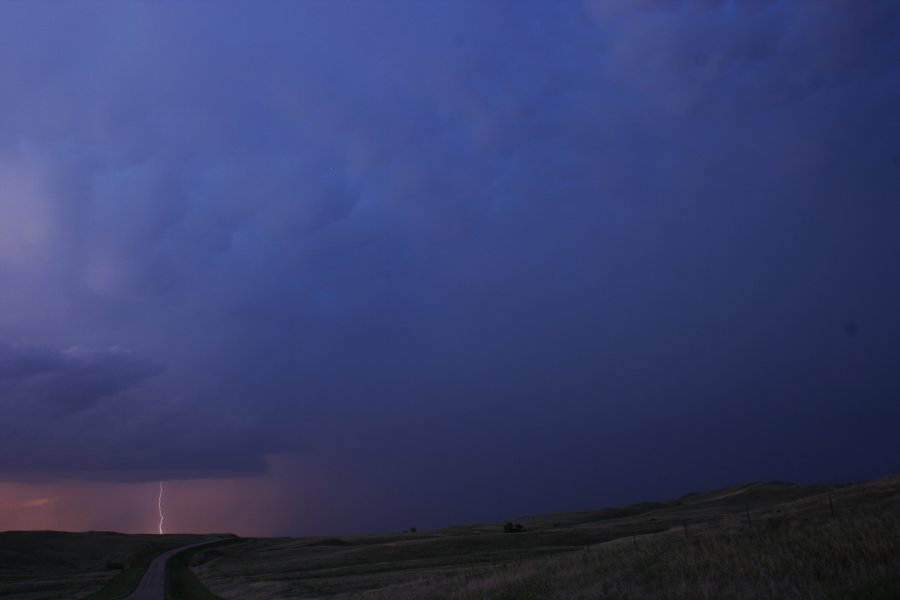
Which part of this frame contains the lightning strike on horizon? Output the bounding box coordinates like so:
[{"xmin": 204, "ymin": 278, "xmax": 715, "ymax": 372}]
[{"xmin": 158, "ymin": 481, "xmax": 165, "ymax": 535}]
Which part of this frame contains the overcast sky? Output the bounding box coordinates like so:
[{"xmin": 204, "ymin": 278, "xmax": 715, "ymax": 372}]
[{"xmin": 0, "ymin": 0, "xmax": 898, "ymax": 536}]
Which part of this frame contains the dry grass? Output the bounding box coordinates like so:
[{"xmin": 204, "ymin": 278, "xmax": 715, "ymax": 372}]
[
  {"xmin": 0, "ymin": 532, "xmax": 209, "ymax": 600},
  {"xmin": 193, "ymin": 473, "xmax": 900, "ymax": 599},
  {"xmin": 343, "ymin": 512, "xmax": 899, "ymax": 600}
]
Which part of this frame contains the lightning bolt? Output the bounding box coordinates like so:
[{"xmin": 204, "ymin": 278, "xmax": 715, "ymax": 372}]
[{"xmin": 158, "ymin": 481, "xmax": 165, "ymax": 535}]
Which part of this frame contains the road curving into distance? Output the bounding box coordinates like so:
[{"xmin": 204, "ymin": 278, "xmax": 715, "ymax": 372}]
[{"xmin": 123, "ymin": 540, "xmax": 222, "ymax": 600}]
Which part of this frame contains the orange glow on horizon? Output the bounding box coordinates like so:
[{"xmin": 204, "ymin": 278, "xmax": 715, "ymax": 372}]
[{"xmin": 0, "ymin": 454, "xmax": 315, "ymax": 536}]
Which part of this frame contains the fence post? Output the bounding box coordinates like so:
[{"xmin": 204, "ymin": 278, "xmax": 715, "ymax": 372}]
[{"xmin": 745, "ymin": 505, "xmax": 752, "ymax": 529}]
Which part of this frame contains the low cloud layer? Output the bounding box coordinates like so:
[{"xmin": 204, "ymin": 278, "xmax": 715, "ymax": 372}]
[
  {"xmin": 0, "ymin": 343, "xmax": 160, "ymax": 411},
  {"xmin": 0, "ymin": 1, "xmax": 898, "ymax": 525}
]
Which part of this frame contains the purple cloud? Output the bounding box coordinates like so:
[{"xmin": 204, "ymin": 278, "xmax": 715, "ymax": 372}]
[{"xmin": 0, "ymin": 1, "xmax": 896, "ymax": 532}]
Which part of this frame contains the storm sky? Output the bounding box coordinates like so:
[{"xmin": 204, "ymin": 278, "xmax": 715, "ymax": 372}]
[{"xmin": 0, "ymin": 0, "xmax": 898, "ymax": 536}]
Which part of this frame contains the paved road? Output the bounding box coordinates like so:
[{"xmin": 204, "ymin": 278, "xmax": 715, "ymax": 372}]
[{"xmin": 124, "ymin": 541, "xmax": 217, "ymax": 600}]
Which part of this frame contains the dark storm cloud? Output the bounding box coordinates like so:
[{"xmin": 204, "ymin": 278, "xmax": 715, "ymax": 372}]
[
  {"xmin": 0, "ymin": 0, "xmax": 897, "ymax": 524},
  {"xmin": 589, "ymin": 0, "xmax": 900, "ymax": 113},
  {"xmin": 0, "ymin": 339, "xmax": 273, "ymax": 482},
  {"xmin": 0, "ymin": 342, "xmax": 161, "ymax": 411}
]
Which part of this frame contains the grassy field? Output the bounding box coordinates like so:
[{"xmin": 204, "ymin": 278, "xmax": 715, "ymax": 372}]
[
  {"xmin": 166, "ymin": 538, "xmax": 242, "ymax": 600},
  {"xmin": 1, "ymin": 474, "xmax": 896, "ymax": 599},
  {"xmin": 0, "ymin": 531, "xmax": 209, "ymax": 600},
  {"xmin": 192, "ymin": 473, "xmax": 900, "ymax": 599},
  {"xmin": 82, "ymin": 542, "xmax": 181, "ymax": 600}
]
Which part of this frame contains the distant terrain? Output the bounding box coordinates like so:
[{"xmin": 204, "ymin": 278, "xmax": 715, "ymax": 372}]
[{"xmin": 0, "ymin": 473, "xmax": 897, "ymax": 599}]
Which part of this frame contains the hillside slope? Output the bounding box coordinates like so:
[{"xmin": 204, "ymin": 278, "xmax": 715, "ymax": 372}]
[{"xmin": 193, "ymin": 472, "xmax": 900, "ymax": 599}]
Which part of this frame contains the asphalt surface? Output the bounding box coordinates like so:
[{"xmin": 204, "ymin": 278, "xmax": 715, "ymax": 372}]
[{"xmin": 123, "ymin": 541, "xmax": 216, "ymax": 600}]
